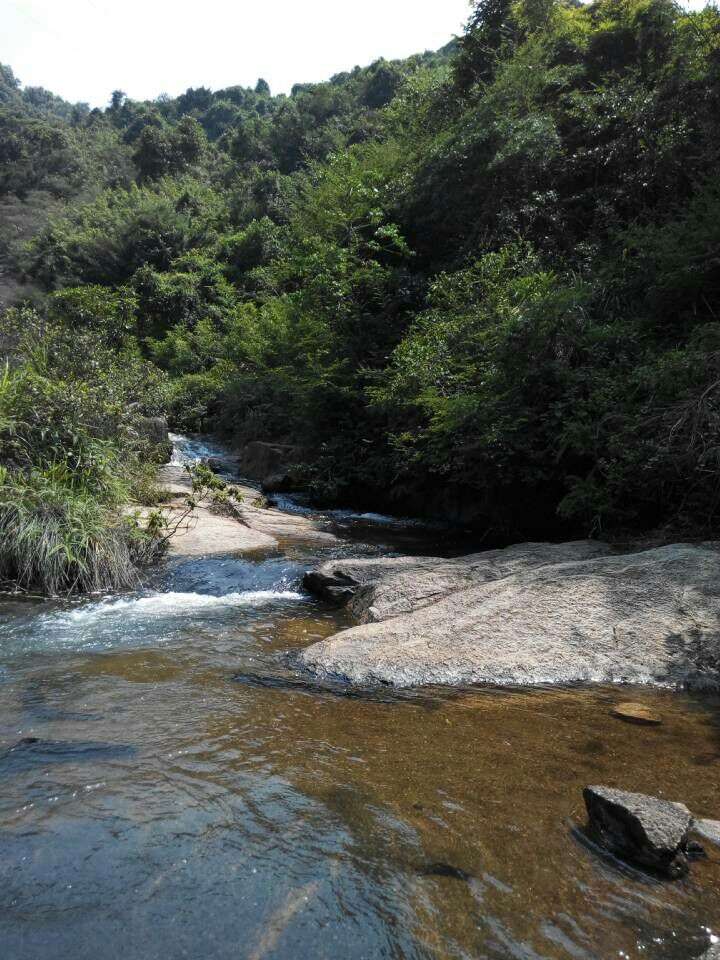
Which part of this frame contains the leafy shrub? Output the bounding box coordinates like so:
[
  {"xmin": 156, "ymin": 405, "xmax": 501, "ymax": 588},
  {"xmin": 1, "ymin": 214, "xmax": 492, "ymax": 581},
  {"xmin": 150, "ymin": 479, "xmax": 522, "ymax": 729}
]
[{"xmin": 0, "ymin": 308, "xmax": 169, "ymax": 594}]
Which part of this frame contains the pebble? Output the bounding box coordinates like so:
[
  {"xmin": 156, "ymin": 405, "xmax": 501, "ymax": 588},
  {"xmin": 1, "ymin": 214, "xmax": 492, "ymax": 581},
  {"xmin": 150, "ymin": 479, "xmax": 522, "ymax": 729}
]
[{"xmin": 611, "ymin": 702, "xmax": 662, "ymax": 725}]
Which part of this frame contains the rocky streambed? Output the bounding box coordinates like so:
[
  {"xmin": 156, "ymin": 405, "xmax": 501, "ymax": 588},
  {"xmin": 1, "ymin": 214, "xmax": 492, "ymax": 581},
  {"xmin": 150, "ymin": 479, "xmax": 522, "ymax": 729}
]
[{"xmin": 2, "ymin": 435, "xmax": 718, "ymax": 960}]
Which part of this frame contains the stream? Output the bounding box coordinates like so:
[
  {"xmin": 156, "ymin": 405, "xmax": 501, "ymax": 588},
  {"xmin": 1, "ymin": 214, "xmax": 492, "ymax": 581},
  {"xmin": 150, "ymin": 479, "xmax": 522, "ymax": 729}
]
[{"xmin": 0, "ymin": 436, "xmax": 719, "ymax": 960}]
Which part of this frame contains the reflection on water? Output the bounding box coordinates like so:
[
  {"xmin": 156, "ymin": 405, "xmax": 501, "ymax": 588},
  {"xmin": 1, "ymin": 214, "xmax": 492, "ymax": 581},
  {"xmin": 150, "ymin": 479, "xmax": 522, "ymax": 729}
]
[{"xmin": 0, "ymin": 437, "xmax": 719, "ymax": 959}]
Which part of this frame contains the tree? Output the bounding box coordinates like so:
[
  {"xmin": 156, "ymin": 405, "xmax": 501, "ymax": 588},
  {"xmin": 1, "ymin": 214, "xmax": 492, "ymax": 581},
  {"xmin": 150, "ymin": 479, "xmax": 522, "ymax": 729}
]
[
  {"xmin": 134, "ymin": 125, "xmax": 172, "ymax": 181},
  {"xmin": 363, "ymin": 60, "xmax": 404, "ymax": 108},
  {"xmin": 170, "ymin": 116, "xmax": 207, "ymax": 168},
  {"xmin": 110, "ymin": 89, "xmax": 127, "ymax": 111},
  {"xmin": 453, "ymin": 0, "xmax": 519, "ymax": 91}
]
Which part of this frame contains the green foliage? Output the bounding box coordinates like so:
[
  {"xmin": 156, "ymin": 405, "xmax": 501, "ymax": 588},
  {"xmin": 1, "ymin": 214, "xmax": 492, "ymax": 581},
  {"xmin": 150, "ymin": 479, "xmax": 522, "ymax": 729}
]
[
  {"xmin": 0, "ymin": 465, "xmax": 153, "ymax": 596},
  {"xmin": 3, "ymin": 0, "xmax": 720, "ymax": 553},
  {"xmin": 133, "ymin": 117, "xmax": 207, "ymax": 182},
  {"xmin": 0, "ymin": 307, "xmax": 169, "ymax": 594},
  {"xmin": 28, "ymin": 179, "xmax": 225, "ymax": 288},
  {"xmin": 49, "ymin": 285, "xmax": 138, "ymax": 345}
]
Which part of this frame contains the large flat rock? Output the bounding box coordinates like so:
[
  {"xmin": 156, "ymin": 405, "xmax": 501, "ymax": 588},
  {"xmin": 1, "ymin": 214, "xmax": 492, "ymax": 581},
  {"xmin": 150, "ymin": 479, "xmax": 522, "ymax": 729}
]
[
  {"xmin": 164, "ymin": 504, "xmax": 277, "ymax": 556},
  {"xmin": 229, "ymin": 501, "xmax": 339, "ymax": 545},
  {"xmin": 305, "ymin": 541, "xmax": 612, "ymax": 622},
  {"xmin": 300, "ymin": 542, "xmax": 720, "ymax": 688}
]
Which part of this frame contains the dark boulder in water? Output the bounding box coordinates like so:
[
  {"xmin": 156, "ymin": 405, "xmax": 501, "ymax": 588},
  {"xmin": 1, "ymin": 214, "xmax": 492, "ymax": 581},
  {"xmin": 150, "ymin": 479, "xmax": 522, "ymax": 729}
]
[
  {"xmin": 238, "ymin": 441, "xmax": 304, "ymax": 484},
  {"xmin": 583, "ymin": 785, "xmax": 693, "ymax": 878}
]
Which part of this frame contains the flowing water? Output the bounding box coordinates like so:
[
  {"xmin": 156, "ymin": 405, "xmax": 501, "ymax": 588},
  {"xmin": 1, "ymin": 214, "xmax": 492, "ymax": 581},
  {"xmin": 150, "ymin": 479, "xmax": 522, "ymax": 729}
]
[{"xmin": 1, "ymin": 437, "xmax": 719, "ymax": 960}]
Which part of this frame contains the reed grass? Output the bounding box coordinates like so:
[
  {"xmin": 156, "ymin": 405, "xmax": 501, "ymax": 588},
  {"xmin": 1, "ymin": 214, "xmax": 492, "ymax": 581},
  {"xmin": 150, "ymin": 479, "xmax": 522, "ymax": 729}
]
[{"xmin": 0, "ymin": 470, "xmax": 144, "ymax": 596}]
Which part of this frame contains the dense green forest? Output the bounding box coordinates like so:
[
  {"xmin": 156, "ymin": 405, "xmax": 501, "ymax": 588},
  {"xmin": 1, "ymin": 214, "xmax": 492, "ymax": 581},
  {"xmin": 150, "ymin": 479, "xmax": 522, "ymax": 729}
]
[{"xmin": 2, "ymin": 0, "xmax": 720, "ymax": 593}]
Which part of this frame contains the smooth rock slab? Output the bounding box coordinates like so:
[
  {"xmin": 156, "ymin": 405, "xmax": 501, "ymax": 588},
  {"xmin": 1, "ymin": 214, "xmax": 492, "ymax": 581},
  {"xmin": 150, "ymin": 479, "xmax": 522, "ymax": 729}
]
[
  {"xmin": 153, "ymin": 464, "xmax": 278, "ymax": 556},
  {"xmin": 583, "ymin": 785, "xmax": 692, "ymax": 878},
  {"xmin": 300, "ymin": 542, "xmax": 720, "ymax": 688},
  {"xmin": 304, "ymin": 541, "xmax": 612, "ymax": 623},
  {"xmin": 229, "ymin": 501, "xmax": 339, "ymax": 545}
]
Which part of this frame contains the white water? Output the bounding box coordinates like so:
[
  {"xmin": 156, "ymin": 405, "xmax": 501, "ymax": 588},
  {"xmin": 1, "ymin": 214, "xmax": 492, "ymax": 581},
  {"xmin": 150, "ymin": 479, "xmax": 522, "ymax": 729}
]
[
  {"xmin": 43, "ymin": 589, "xmax": 305, "ymax": 626},
  {"xmin": 2, "ymin": 586, "xmax": 307, "ymax": 654},
  {"xmin": 169, "ymin": 433, "xmax": 234, "ymax": 467}
]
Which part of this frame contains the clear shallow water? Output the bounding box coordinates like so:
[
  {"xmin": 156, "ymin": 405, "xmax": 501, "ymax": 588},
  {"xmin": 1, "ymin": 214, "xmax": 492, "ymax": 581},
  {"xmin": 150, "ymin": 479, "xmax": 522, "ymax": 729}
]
[{"xmin": 1, "ymin": 440, "xmax": 719, "ymax": 960}]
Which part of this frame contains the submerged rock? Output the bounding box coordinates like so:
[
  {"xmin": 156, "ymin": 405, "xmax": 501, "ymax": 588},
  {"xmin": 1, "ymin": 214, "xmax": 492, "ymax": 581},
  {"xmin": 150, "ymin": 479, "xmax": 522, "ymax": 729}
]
[
  {"xmin": 232, "ymin": 669, "xmax": 445, "ymax": 707},
  {"xmin": 583, "ymin": 785, "xmax": 693, "ymax": 878},
  {"xmin": 419, "ymin": 862, "xmax": 473, "ymax": 882},
  {"xmin": 0, "ymin": 737, "xmax": 136, "ymax": 771},
  {"xmin": 300, "ymin": 542, "xmax": 720, "ymax": 688},
  {"xmin": 611, "ymin": 702, "xmax": 662, "ymax": 725}
]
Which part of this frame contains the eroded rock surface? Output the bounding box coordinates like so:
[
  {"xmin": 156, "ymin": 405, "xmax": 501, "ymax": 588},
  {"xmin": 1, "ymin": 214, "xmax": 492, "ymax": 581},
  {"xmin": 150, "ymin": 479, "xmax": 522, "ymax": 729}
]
[
  {"xmin": 583, "ymin": 785, "xmax": 693, "ymax": 878},
  {"xmin": 301, "ymin": 541, "xmax": 720, "ymax": 687}
]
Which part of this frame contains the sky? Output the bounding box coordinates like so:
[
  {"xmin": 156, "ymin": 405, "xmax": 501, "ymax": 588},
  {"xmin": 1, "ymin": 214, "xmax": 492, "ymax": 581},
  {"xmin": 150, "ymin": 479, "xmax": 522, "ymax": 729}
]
[{"xmin": 3, "ymin": 0, "xmax": 474, "ymax": 107}]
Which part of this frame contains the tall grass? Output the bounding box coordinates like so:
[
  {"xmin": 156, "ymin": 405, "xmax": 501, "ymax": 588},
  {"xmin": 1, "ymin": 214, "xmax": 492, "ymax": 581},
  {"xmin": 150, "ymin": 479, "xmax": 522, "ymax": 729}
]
[
  {"xmin": 0, "ymin": 312, "xmax": 170, "ymax": 596},
  {"xmin": 0, "ymin": 469, "xmax": 141, "ymax": 595}
]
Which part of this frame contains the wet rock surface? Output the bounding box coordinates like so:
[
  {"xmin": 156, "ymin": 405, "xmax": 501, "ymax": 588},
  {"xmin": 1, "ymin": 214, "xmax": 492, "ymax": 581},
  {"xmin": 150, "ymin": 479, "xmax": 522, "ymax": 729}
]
[
  {"xmin": 583, "ymin": 785, "xmax": 693, "ymax": 878},
  {"xmin": 301, "ymin": 541, "xmax": 720, "ymax": 688}
]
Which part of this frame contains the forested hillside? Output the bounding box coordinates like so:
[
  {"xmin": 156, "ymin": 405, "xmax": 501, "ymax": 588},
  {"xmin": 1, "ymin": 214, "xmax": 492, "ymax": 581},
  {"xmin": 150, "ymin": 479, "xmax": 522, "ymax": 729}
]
[{"xmin": 2, "ymin": 0, "xmax": 720, "ymax": 593}]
